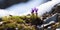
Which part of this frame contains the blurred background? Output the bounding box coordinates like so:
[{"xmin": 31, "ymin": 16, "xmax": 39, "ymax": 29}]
[
  {"xmin": 0, "ymin": 0, "xmax": 51, "ymax": 16},
  {"xmin": 0, "ymin": 0, "xmax": 51, "ymax": 9}
]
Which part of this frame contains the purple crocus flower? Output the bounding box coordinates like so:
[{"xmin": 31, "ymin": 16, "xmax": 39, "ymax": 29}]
[{"xmin": 31, "ymin": 8, "xmax": 34, "ymax": 13}]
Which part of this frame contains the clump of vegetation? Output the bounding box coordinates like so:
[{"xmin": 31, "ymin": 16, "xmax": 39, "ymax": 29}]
[
  {"xmin": 0, "ymin": 15, "xmax": 36, "ymax": 30},
  {"xmin": 0, "ymin": 8, "xmax": 43, "ymax": 30}
]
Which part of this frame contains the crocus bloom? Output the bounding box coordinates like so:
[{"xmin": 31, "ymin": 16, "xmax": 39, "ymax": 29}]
[{"xmin": 31, "ymin": 8, "xmax": 34, "ymax": 13}]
